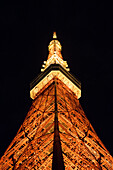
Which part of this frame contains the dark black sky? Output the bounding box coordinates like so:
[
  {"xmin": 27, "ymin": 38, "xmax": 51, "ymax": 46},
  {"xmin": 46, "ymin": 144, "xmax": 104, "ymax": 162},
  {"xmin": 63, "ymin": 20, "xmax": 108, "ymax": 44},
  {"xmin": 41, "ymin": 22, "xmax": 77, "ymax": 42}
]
[{"xmin": 0, "ymin": 1, "xmax": 113, "ymax": 158}]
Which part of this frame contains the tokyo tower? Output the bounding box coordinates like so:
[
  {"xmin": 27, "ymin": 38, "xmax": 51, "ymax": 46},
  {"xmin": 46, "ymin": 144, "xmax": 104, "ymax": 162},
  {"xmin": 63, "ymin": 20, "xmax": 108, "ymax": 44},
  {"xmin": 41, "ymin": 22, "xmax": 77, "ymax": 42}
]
[{"xmin": 0, "ymin": 32, "xmax": 113, "ymax": 169}]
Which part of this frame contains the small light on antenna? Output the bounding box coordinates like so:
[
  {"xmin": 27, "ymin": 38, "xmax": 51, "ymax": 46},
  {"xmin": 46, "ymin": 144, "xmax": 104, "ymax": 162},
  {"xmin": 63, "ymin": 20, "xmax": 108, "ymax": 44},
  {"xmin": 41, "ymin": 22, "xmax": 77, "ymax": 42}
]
[{"xmin": 53, "ymin": 32, "xmax": 57, "ymax": 39}]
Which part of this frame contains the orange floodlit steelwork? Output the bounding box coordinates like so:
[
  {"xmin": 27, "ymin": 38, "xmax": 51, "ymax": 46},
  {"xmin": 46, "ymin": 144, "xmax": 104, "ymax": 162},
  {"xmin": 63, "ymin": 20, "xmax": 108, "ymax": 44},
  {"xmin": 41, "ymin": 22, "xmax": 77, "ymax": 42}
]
[{"xmin": 0, "ymin": 33, "xmax": 113, "ymax": 169}]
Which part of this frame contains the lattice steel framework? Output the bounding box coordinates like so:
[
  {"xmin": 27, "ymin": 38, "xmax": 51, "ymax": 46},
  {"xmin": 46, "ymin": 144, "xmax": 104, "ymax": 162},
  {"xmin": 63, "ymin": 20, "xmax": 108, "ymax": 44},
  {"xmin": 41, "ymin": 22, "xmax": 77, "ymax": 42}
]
[{"xmin": 0, "ymin": 33, "xmax": 113, "ymax": 169}]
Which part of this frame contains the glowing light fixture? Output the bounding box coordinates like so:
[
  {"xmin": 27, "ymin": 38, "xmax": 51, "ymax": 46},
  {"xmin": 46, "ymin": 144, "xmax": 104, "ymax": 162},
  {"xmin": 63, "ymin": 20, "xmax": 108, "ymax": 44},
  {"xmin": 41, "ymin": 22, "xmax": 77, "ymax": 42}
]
[{"xmin": 53, "ymin": 32, "xmax": 57, "ymax": 39}]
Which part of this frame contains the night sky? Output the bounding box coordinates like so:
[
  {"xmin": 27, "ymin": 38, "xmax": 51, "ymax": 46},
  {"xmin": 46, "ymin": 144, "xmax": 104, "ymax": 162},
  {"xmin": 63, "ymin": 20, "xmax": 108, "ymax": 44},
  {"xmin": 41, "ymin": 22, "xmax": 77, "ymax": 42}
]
[{"xmin": 0, "ymin": 1, "xmax": 113, "ymax": 158}]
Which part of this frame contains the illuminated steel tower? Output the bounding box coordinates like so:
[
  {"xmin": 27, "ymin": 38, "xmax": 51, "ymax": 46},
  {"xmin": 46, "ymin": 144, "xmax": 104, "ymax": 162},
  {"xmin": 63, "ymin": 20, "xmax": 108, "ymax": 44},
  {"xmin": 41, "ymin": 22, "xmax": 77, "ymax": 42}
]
[{"xmin": 0, "ymin": 33, "xmax": 113, "ymax": 169}]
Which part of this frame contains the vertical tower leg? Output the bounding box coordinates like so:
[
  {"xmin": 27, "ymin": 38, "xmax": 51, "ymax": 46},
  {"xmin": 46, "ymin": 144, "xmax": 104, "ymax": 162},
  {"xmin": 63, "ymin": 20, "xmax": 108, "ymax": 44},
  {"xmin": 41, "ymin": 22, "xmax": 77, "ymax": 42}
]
[{"xmin": 52, "ymin": 79, "xmax": 65, "ymax": 170}]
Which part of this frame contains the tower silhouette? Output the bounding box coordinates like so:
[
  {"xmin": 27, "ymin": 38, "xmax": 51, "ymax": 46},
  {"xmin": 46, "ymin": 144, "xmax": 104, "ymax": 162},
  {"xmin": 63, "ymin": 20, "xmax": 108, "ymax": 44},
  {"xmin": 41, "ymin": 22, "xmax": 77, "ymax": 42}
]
[{"xmin": 0, "ymin": 33, "xmax": 113, "ymax": 169}]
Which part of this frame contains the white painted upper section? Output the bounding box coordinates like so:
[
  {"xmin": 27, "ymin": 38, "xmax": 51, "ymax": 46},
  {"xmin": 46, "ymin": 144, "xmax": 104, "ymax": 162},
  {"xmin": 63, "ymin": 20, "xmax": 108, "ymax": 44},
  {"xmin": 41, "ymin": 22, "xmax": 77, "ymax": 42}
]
[
  {"xmin": 30, "ymin": 70, "xmax": 81, "ymax": 100},
  {"xmin": 41, "ymin": 32, "xmax": 70, "ymax": 72}
]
